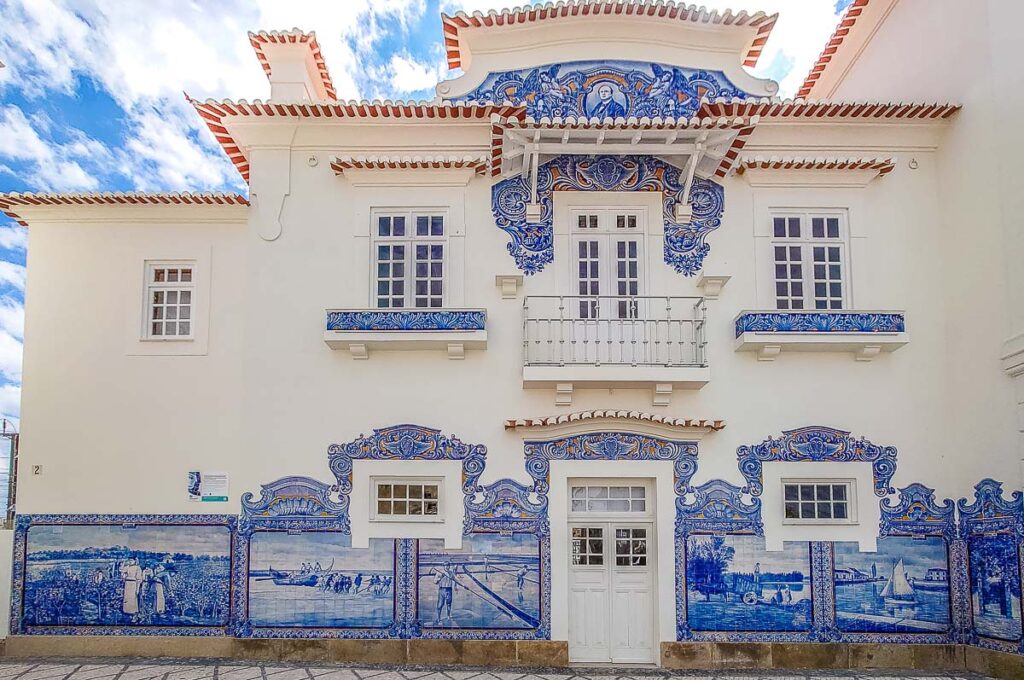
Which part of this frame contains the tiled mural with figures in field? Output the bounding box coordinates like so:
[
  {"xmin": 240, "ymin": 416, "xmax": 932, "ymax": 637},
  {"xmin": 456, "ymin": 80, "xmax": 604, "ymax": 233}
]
[
  {"xmin": 967, "ymin": 533, "xmax": 1022, "ymax": 642},
  {"xmin": 248, "ymin": 532, "xmax": 395, "ymax": 629},
  {"xmin": 13, "ymin": 516, "xmax": 233, "ymax": 635},
  {"xmin": 7, "ymin": 423, "xmax": 1024, "ymax": 660},
  {"xmin": 834, "ymin": 537, "xmax": 951, "ymax": 634},
  {"xmin": 417, "ymin": 533, "xmax": 541, "ymax": 631},
  {"xmin": 685, "ymin": 535, "xmax": 812, "ymax": 632}
]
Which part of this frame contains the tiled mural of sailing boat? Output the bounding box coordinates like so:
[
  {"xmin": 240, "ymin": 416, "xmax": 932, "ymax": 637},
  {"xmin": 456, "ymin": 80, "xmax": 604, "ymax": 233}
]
[{"xmin": 833, "ymin": 537, "xmax": 951, "ymax": 633}]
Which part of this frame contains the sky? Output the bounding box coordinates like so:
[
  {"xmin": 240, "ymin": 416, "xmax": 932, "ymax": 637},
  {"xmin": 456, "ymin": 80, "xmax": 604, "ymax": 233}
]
[{"xmin": 0, "ymin": 0, "xmax": 853, "ymax": 429}]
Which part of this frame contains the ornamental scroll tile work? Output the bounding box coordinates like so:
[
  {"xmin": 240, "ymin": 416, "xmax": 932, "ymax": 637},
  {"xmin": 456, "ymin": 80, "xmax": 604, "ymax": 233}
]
[
  {"xmin": 735, "ymin": 312, "xmax": 907, "ymax": 338},
  {"xmin": 451, "ymin": 60, "xmax": 747, "ymax": 120},
  {"xmin": 737, "ymin": 426, "xmax": 898, "ymax": 498},
  {"xmin": 11, "ymin": 514, "xmax": 235, "ymax": 637},
  {"xmin": 327, "ymin": 425, "xmax": 488, "ymax": 534},
  {"xmin": 957, "ymin": 479, "xmax": 1024, "ymax": 653},
  {"xmin": 491, "ymin": 155, "xmax": 725, "ymax": 274},
  {"xmin": 326, "ymin": 310, "xmax": 486, "ymax": 332},
  {"xmin": 233, "ymin": 476, "xmax": 407, "ymax": 639}
]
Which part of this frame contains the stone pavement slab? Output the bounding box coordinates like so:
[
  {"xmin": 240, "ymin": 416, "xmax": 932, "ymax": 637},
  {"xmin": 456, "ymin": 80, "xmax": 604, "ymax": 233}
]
[{"xmin": 0, "ymin": 661, "xmax": 994, "ymax": 680}]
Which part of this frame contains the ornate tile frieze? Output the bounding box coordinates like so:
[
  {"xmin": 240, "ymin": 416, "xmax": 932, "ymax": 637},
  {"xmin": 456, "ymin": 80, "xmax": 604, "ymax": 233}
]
[
  {"xmin": 450, "ymin": 60, "xmax": 747, "ymax": 119},
  {"xmin": 325, "ymin": 310, "xmax": 486, "ymax": 332},
  {"xmin": 735, "ymin": 312, "xmax": 906, "ymax": 338},
  {"xmin": 491, "ymin": 154, "xmax": 724, "ymax": 274}
]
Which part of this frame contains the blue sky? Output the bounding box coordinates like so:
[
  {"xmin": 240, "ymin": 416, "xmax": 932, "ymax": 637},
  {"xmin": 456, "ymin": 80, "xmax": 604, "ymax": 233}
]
[{"xmin": 0, "ymin": 0, "xmax": 851, "ymax": 427}]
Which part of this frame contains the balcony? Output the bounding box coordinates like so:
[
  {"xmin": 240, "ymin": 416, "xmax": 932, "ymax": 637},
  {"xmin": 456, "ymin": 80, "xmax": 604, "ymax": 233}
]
[
  {"xmin": 522, "ymin": 296, "xmax": 709, "ymax": 405},
  {"xmin": 734, "ymin": 310, "xmax": 908, "ymax": 361},
  {"xmin": 324, "ymin": 309, "xmax": 487, "ymax": 359}
]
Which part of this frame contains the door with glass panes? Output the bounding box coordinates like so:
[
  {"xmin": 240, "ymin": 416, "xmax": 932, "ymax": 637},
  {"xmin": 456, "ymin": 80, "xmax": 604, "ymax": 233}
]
[
  {"xmin": 570, "ymin": 209, "xmax": 645, "ymax": 365},
  {"xmin": 568, "ymin": 480, "xmax": 656, "ymax": 664}
]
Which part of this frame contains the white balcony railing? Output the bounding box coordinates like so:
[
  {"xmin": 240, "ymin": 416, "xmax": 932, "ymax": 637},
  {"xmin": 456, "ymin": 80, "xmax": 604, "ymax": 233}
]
[{"xmin": 523, "ymin": 296, "xmax": 707, "ymax": 368}]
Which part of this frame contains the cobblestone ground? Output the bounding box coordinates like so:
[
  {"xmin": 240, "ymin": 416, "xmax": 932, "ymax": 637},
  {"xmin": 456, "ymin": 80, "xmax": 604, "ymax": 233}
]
[{"xmin": 0, "ymin": 661, "xmax": 994, "ymax": 680}]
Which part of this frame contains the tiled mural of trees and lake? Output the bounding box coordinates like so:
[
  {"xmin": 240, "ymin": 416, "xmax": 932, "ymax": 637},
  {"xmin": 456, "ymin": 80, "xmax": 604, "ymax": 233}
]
[
  {"xmin": 23, "ymin": 523, "xmax": 231, "ymax": 627},
  {"xmin": 247, "ymin": 532, "xmax": 395, "ymax": 628},
  {"xmin": 417, "ymin": 533, "xmax": 541, "ymax": 631},
  {"xmin": 685, "ymin": 535, "xmax": 812, "ymax": 632},
  {"xmin": 833, "ymin": 536, "xmax": 951, "ymax": 633},
  {"xmin": 968, "ymin": 533, "xmax": 1023, "ymax": 641}
]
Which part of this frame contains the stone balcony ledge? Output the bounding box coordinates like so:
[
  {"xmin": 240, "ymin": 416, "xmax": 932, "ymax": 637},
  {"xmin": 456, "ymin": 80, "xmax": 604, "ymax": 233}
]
[
  {"xmin": 324, "ymin": 308, "xmax": 487, "ymax": 359},
  {"xmin": 734, "ymin": 310, "xmax": 908, "ymax": 361}
]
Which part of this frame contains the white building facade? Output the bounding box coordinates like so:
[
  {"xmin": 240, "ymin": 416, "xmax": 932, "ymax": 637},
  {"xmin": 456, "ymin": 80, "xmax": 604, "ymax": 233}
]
[{"xmin": 1, "ymin": 0, "xmax": 1022, "ymax": 673}]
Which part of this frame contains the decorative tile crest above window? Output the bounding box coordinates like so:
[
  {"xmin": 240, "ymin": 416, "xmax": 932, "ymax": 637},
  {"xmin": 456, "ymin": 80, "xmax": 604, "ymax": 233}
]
[
  {"xmin": 492, "ymin": 155, "xmax": 724, "ymax": 274},
  {"xmin": 737, "ymin": 425, "xmax": 898, "ymax": 499},
  {"xmin": 327, "ymin": 424, "xmax": 488, "ymax": 534},
  {"xmin": 450, "ymin": 60, "xmax": 748, "ymax": 120}
]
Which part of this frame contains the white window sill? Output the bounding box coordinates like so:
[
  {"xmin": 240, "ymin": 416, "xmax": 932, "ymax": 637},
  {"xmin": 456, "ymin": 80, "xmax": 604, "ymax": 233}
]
[{"xmin": 734, "ymin": 309, "xmax": 908, "ymax": 361}]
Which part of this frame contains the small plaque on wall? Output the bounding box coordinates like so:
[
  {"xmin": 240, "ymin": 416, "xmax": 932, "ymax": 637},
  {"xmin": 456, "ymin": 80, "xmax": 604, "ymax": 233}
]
[{"xmin": 188, "ymin": 470, "xmax": 229, "ymax": 502}]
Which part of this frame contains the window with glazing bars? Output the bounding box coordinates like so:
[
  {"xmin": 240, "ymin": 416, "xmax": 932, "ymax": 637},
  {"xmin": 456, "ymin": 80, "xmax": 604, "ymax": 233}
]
[
  {"xmin": 374, "ymin": 212, "xmax": 445, "ymax": 308},
  {"xmin": 145, "ymin": 262, "xmax": 194, "ymax": 339},
  {"xmin": 771, "ymin": 213, "xmax": 847, "ymax": 310}
]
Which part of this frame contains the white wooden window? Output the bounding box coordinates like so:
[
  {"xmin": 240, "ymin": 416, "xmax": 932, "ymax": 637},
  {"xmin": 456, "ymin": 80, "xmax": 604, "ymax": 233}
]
[
  {"xmin": 570, "ymin": 485, "xmax": 647, "ymax": 514},
  {"xmin": 771, "ymin": 212, "xmax": 848, "ymax": 310},
  {"xmin": 373, "ymin": 211, "xmax": 446, "ymax": 308},
  {"xmin": 372, "ymin": 477, "xmax": 442, "ymax": 521},
  {"xmin": 144, "ymin": 261, "xmax": 194, "ymax": 339},
  {"xmin": 614, "ymin": 527, "xmax": 648, "ymax": 566},
  {"xmin": 782, "ymin": 480, "xmax": 856, "ymax": 524}
]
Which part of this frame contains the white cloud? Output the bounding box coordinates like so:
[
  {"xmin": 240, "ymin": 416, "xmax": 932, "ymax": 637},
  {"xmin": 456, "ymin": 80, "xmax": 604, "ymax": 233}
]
[
  {"xmin": 0, "ymin": 106, "xmax": 103, "ymax": 191},
  {"xmin": 386, "ymin": 53, "xmax": 448, "ymax": 95},
  {"xmin": 0, "ymin": 383, "xmax": 20, "ymax": 424},
  {"xmin": 0, "ymin": 330, "xmax": 21, "ymax": 382},
  {"xmin": 0, "ymin": 262, "xmax": 26, "ymax": 292},
  {"xmin": 0, "ymin": 298, "xmax": 24, "ymax": 340},
  {"xmin": 0, "ymin": 225, "xmax": 27, "ymax": 252}
]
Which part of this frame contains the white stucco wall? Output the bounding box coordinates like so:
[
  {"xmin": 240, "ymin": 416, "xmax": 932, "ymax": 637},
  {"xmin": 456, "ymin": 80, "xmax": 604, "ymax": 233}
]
[{"xmin": 10, "ymin": 7, "xmax": 1022, "ymax": 644}]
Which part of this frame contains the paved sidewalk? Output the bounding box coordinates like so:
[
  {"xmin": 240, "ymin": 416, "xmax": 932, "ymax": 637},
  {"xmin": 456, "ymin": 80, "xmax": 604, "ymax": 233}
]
[{"xmin": 0, "ymin": 661, "xmax": 994, "ymax": 680}]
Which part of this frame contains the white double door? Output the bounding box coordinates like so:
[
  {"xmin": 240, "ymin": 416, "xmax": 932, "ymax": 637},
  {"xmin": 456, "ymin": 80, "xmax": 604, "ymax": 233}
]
[
  {"xmin": 568, "ymin": 521, "xmax": 656, "ymax": 663},
  {"xmin": 570, "ymin": 208, "xmax": 646, "ymax": 364}
]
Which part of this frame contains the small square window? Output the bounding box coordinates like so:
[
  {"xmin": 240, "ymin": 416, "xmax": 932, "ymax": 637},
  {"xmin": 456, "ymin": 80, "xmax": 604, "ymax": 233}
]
[
  {"xmin": 782, "ymin": 480, "xmax": 855, "ymax": 524},
  {"xmin": 372, "ymin": 478, "xmax": 443, "ymax": 521}
]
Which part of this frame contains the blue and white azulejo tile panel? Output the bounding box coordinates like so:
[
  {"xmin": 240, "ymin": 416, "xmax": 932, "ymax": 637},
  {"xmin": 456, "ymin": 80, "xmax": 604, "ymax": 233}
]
[
  {"xmin": 685, "ymin": 535, "xmax": 812, "ymax": 633},
  {"xmin": 967, "ymin": 533, "xmax": 1023, "ymax": 642},
  {"xmin": 247, "ymin": 532, "xmax": 395, "ymax": 629},
  {"xmin": 451, "ymin": 60, "xmax": 748, "ymax": 120},
  {"xmin": 833, "ymin": 536, "xmax": 952, "ymax": 634},
  {"xmin": 21, "ymin": 520, "xmax": 231, "ymax": 630},
  {"xmin": 417, "ymin": 533, "xmax": 541, "ymax": 632}
]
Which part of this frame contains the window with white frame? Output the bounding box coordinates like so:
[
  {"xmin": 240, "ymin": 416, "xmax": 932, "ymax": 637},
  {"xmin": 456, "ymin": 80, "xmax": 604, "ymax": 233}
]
[
  {"xmin": 782, "ymin": 480, "xmax": 855, "ymax": 523},
  {"xmin": 374, "ymin": 211, "xmax": 446, "ymax": 308},
  {"xmin": 372, "ymin": 478, "xmax": 442, "ymax": 521},
  {"xmin": 770, "ymin": 212, "xmax": 848, "ymax": 310},
  {"xmin": 144, "ymin": 262, "xmax": 195, "ymax": 339},
  {"xmin": 569, "ymin": 484, "xmax": 648, "ymax": 514}
]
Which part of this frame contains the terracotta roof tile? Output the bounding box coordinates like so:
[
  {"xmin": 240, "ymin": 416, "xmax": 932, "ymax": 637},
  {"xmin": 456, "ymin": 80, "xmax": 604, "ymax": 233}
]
[
  {"xmin": 249, "ymin": 29, "xmax": 336, "ymax": 100},
  {"xmin": 442, "ymin": 1, "xmax": 777, "ymax": 69},
  {"xmin": 0, "ymin": 191, "xmax": 248, "ymax": 226},
  {"xmin": 504, "ymin": 410, "xmax": 725, "ymax": 432}
]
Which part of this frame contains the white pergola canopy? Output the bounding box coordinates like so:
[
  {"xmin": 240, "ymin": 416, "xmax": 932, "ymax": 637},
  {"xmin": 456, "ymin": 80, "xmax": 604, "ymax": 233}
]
[{"xmin": 495, "ymin": 114, "xmax": 757, "ymax": 219}]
